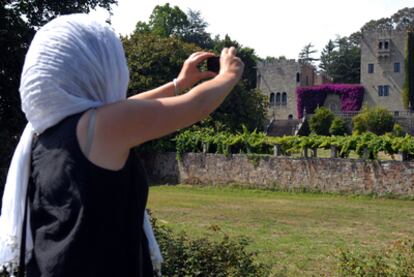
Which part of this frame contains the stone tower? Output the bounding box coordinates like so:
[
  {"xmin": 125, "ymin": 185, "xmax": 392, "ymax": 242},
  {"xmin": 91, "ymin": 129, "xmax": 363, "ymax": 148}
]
[
  {"xmin": 360, "ymin": 30, "xmax": 408, "ymax": 113},
  {"xmin": 257, "ymin": 59, "xmax": 317, "ymax": 120}
]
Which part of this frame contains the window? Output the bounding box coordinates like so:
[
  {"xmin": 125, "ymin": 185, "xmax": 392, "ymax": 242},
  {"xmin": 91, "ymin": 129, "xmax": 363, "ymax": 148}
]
[
  {"xmin": 276, "ymin": 93, "xmax": 281, "ymax": 105},
  {"xmin": 394, "ymin": 62, "xmax": 400, "ymax": 73},
  {"xmin": 384, "ymin": 85, "xmax": 389, "ymax": 96},
  {"xmin": 368, "ymin": 63, "xmax": 374, "ymax": 73},
  {"xmin": 378, "ymin": 85, "xmax": 384, "ymax": 96},
  {"xmin": 384, "ymin": 41, "xmax": 389, "ymax": 49},
  {"xmin": 378, "ymin": 85, "xmax": 390, "ymax": 97},
  {"xmin": 378, "ymin": 41, "xmax": 383, "ymax": 49},
  {"xmin": 269, "ymin": 93, "xmax": 275, "ymax": 105},
  {"xmin": 288, "ymin": 114, "xmax": 293, "ymax": 120},
  {"xmin": 281, "ymin": 92, "xmax": 287, "ymax": 105},
  {"xmin": 296, "ymin": 73, "xmax": 300, "ymax": 83}
]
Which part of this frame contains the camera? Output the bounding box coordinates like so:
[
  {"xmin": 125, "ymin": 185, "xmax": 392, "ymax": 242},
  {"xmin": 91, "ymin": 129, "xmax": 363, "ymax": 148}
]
[{"xmin": 207, "ymin": 56, "xmax": 220, "ymax": 74}]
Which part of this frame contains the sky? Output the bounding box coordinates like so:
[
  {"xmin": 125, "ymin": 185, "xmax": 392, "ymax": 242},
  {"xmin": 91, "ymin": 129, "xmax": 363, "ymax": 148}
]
[{"xmin": 90, "ymin": 0, "xmax": 414, "ymax": 60}]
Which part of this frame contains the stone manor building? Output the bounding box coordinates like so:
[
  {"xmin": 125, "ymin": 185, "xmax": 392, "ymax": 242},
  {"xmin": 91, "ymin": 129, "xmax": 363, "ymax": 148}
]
[
  {"xmin": 256, "ymin": 59, "xmax": 329, "ymax": 121},
  {"xmin": 257, "ymin": 29, "xmax": 411, "ymax": 134}
]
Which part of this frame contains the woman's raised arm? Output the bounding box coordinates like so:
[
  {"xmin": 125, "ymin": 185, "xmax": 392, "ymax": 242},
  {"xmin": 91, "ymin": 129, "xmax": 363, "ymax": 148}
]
[{"xmin": 77, "ymin": 47, "xmax": 244, "ymax": 170}]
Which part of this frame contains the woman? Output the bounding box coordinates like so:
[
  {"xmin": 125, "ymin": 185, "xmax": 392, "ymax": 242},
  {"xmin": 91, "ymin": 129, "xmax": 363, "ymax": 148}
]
[{"xmin": 0, "ymin": 13, "xmax": 243, "ymax": 277}]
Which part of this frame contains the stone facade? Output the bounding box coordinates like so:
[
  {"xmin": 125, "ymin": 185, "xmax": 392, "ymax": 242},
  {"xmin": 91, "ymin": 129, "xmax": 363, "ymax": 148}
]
[
  {"xmin": 140, "ymin": 152, "xmax": 414, "ymax": 197},
  {"xmin": 360, "ymin": 30, "xmax": 407, "ymax": 111},
  {"xmin": 257, "ymin": 59, "xmax": 299, "ymax": 120},
  {"xmin": 257, "ymin": 59, "xmax": 329, "ymax": 121}
]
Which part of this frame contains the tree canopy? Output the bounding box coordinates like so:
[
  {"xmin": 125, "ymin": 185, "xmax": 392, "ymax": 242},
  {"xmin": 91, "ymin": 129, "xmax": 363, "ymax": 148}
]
[
  {"xmin": 298, "ymin": 43, "xmax": 319, "ymax": 65},
  {"xmin": 134, "ymin": 3, "xmax": 213, "ymax": 49},
  {"xmin": 319, "ymin": 36, "xmax": 360, "ymax": 84},
  {"xmin": 125, "ymin": 5, "xmax": 266, "ymax": 132}
]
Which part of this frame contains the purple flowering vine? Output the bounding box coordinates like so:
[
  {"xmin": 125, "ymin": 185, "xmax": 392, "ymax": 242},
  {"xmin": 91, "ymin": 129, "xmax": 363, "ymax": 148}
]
[{"xmin": 296, "ymin": 84, "xmax": 364, "ymax": 118}]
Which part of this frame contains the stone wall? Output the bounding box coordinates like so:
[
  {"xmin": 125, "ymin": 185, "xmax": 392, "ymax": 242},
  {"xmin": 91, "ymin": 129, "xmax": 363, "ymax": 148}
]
[{"xmin": 140, "ymin": 152, "xmax": 414, "ymax": 197}]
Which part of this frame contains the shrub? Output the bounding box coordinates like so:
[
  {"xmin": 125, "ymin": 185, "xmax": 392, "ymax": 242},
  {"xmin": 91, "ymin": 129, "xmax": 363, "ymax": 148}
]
[
  {"xmin": 329, "ymin": 117, "xmax": 348, "ymax": 136},
  {"xmin": 151, "ymin": 215, "xmax": 270, "ymax": 277},
  {"xmin": 352, "ymin": 106, "xmax": 394, "ymax": 135},
  {"xmin": 366, "ymin": 107, "xmax": 394, "ymax": 135},
  {"xmin": 0, "ymin": 214, "xmax": 270, "ymax": 277},
  {"xmin": 392, "ymin": 123, "xmax": 405, "ymax": 137},
  {"xmin": 309, "ymin": 107, "xmax": 335, "ymax": 135},
  {"xmin": 336, "ymin": 239, "xmax": 414, "ymax": 276}
]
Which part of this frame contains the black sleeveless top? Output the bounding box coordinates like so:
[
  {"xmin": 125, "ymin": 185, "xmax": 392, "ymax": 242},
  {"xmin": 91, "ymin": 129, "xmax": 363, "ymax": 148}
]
[{"xmin": 27, "ymin": 112, "xmax": 154, "ymax": 277}]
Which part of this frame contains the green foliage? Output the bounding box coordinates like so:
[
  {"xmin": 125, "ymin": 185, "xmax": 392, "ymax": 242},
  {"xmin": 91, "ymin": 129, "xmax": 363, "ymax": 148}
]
[
  {"xmin": 320, "ymin": 36, "xmax": 360, "ymax": 84},
  {"xmin": 359, "ymin": 7, "xmax": 414, "ymax": 33},
  {"xmin": 329, "ymin": 117, "xmax": 348, "ymax": 136},
  {"xmin": 403, "ymin": 31, "xmax": 414, "ymax": 110},
  {"xmin": 393, "ymin": 123, "xmax": 405, "ymax": 137},
  {"xmin": 182, "ymin": 9, "xmax": 214, "ymax": 49},
  {"xmin": 337, "ymin": 239, "xmax": 414, "ymax": 276},
  {"xmin": 352, "ymin": 108, "xmax": 368, "ymax": 135},
  {"xmin": 212, "ymin": 86, "xmax": 267, "ymax": 132},
  {"xmin": 134, "ymin": 4, "xmax": 213, "ymax": 49},
  {"xmin": 319, "ymin": 39, "xmax": 336, "ymax": 74},
  {"xmin": 122, "ymin": 32, "xmax": 200, "ymax": 94},
  {"xmin": 365, "ymin": 107, "xmax": 394, "ymax": 135},
  {"xmin": 309, "ymin": 107, "xmax": 335, "ymax": 135},
  {"xmin": 352, "ymin": 106, "xmax": 394, "ymax": 135},
  {"xmin": 127, "ymin": 14, "xmax": 266, "ymax": 133},
  {"xmin": 151, "ymin": 215, "xmax": 270, "ymax": 277},
  {"xmin": 212, "ymin": 35, "xmax": 258, "ymax": 90},
  {"xmin": 173, "ymin": 126, "xmax": 272, "ymax": 160},
  {"xmin": 298, "ymin": 42, "xmax": 319, "ymax": 65},
  {"xmin": 141, "ymin": 126, "xmax": 414, "ymax": 161},
  {"xmin": 148, "ymin": 3, "xmax": 189, "ymax": 38}
]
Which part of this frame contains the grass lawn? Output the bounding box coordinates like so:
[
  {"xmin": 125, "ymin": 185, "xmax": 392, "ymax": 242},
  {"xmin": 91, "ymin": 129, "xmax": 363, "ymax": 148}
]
[{"xmin": 147, "ymin": 185, "xmax": 414, "ymax": 276}]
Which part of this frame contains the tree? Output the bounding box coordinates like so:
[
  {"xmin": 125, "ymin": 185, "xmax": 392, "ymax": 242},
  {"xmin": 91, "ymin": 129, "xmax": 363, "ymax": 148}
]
[
  {"xmin": 134, "ymin": 5, "xmax": 213, "ymax": 50},
  {"xmin": 319, "ymin": 36, "xmax": 360, "ymax": 83},
  {"xmin": 309, "ymin": 107, "xmax": 335, "ymax": 135},
  {"xmin": 182, "ymin": 9, "xmax": 213, "ymax": 49},
  {"xmin": 0, "ymin": 0, "xmax": 117, "ymax": 206},
  {"xmin": 329, "ymin": 117, "xmax": 348, "ymax": 136},
  {"xmin": 148, "ymin": 3, "xmax": 189, "ymax": 38},
  {"xmin": 122, "ymin": 32, "xmax": 200, "ymax": 94},
  {"xmin": 352, "ymin": 106, "xmax": 394, "ymax": 135},
  {"xmin": 122, "ymin": 31, "xmax": 267, "ymax": 132},
  {"xmin": 360, "ymin": 7, "xmax": 414, "ymax": 32},
  {"xmin": 402, "ymin": 31, "xmax": 414, "ymax": 110},
  {"xmin": 298, "ymin": 43, "xmax": 319, "ymax": 65},
  {"xmin": 319, "ymin": 40, "xmax": 336, "ymax": 76},
  {"xmin": 212, "ymin": 35, "xmax": 258, "ymax": 90}
]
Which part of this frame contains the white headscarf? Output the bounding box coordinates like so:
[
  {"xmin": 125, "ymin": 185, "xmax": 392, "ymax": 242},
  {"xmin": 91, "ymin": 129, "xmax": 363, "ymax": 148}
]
[{"xmin": 0, "ymin": 14, "xmax": 162, "ymax": 275}]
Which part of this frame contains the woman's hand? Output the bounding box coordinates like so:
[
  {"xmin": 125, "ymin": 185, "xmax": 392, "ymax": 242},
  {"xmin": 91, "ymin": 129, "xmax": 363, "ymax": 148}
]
[
  {"xmin": 218, "ymin": 47, "xmax": 244, "ymax": 81},
  {"xmin": 176, "ymin": 52, "xmax": 217, "ymax": 91}
]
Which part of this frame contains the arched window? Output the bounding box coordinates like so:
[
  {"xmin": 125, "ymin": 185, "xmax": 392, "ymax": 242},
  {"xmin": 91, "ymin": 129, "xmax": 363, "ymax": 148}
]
[
  {"xmin": 288, "ymin": 114, "xmax": 293, "ymax": 120},
  {"xmin": 296, "ymin": 72, "xmax": 300, "ymax": 83},
  {"xmin": 276, "ymin": 93, "xmax": 281, "ymax": 105},
  {"xmin": 281, "ymin": 92, "xmax": 287, "ymax": 105},
  {"xmin": 269, "ymin": 93, "xmax": 275, "ymax": 105}
]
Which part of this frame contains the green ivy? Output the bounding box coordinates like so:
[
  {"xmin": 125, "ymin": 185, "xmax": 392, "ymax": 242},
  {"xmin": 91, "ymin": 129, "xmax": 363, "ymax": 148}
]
[{"xmin": 403, "ymin": 31, "xmax": 414, "ymax": 110}]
